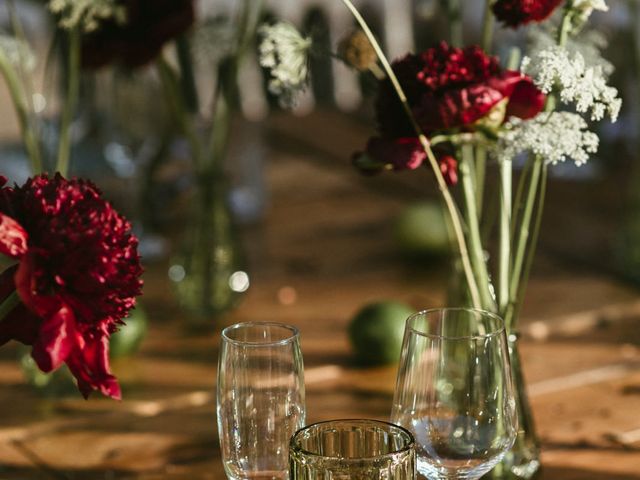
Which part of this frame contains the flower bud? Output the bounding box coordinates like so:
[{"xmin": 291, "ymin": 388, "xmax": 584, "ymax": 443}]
[{"xmin": 338, "ymin": 30, "xmax": 378, "ymax": 72}]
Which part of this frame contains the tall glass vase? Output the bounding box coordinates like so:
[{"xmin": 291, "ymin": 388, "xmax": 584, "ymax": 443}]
[
  {"xmin": 169, "ymin": 174, "xmax": 247, "ymax": 329},
  {"xmin": 447, "ymin": 262, "xmax": 541, "ymax": 479},
  {"xmin": 489, "ymin": 335, "xmax": 541, "ymax": 479}
]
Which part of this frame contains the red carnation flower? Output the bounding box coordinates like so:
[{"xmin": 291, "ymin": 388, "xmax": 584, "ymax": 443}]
[
  {"xmin": 375, "ymin": 42, "xmax": 545, "ymax": 138},
  {"xmin": 0, "ymin": 174, "xmax": 143, "ymax": 399},
  {"xmin": 81, "ymin": 0, "xmax": 195, "ymax": 69},
  {"xmin": 492, "ymin": 0, "xmax": 564, "ymax": 28},
  {"xmin": 361, "ymin": 42, "xmax": 545, "ymax": 178}
]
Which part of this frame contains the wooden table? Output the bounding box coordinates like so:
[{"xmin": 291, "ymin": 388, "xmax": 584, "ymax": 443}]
[{"xmin": 0, "ymin": 111, "xmax": 639, "ymax": 479}]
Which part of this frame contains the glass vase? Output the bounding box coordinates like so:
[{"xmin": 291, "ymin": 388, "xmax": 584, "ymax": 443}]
[
  {"xmin": 488, "ymin": 335, "xmax": 541, "ymax": 479},
  {"xmin": 169, "ymin": 175, "xmax": 247, "ymax": 328}
]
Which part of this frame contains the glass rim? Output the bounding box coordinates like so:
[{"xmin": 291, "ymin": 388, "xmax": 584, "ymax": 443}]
[
  {"xmin": 406, "ymin": 307, "xmax": 506, "ymax": 340},
  {"xmin": 289, "ymin": 419, "xmax": 415, "ymax": 461},
  {"xmin": 221, "ymin": 321, "xmax": 300, "ymax": 347}
]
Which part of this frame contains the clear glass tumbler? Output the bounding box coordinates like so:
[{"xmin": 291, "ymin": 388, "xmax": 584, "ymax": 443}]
[
  {"xmin": 217, "ymin": 322, "xmax": 306, "ymax": 480},
  {"xmin": 289, "ymin": 419, "xmax": 416, "ymax": 479},
  {"xmin": 391, "ymin": 308, "xmax": 517, "ymax": 479}
]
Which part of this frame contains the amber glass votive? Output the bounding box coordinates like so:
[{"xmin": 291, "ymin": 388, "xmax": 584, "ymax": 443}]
[{"xmin": 289, "ymin": 419, "xmax": 416, "ymax": 479}]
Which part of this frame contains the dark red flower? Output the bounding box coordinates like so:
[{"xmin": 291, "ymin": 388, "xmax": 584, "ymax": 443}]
[
  {"xmin": 0, "ymin": 174, "xmax": 143, "ymax": 399},
  {"xmin": 438, "ymin": 155, "xmax": 458, "ymax": 186},
  {"xmin": 375, "ymin": 42, "xmax": 545, "ymax": 138},
  {"xmin": 492, "ymin": 0, "xmax": 564, "ymax": 28},
  {"xmin": 81, "ymin": 0, "xmax": 195, "ymax": 69},
  {"xmin": 366, "ymin": 137, "xmax": 427, "ymax": 171}
]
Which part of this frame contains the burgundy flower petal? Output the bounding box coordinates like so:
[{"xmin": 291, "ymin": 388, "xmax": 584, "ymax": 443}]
[
  {"xmin": 367, "ymin": 137, "xmax": 427, "ymax": 171},
  {"xmin": 0, "ymin": 213, "xmax": 28, "ymax": 259},
  {"xmin": 439, "ymin": 155, "xmax": 459, "ymax": 186},
  {"xmin": 493, "ymin": 0, "xmax": 564, "ymax": 28},
  {"xmin": 66, "ymin": 335, "xmax": 122, "ymax": 400},
  {"xmin": 505, "ymin": 77, "xmax": 547, "ymax": 120},
  {"xmin": 31, "ymin": 304, "xmax": 76, "ymax": 372}
]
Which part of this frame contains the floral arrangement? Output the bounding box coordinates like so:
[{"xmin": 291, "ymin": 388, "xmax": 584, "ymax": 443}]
[
  {"xmin": 259, "ymin": 0, "xmax": 619, "ymax": 327},
  {"xmin": 259, "ymin": 0, "xmax": 619, "ymax": 476}
]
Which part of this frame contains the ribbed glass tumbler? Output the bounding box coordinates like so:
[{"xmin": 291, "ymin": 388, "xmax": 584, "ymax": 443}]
[{"xmin": 289, "ymin": 419, "xmax": 416, "ymax": 480}]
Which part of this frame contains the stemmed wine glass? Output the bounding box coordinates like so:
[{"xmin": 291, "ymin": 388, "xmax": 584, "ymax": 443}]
[
  {"xmin": 391, "ymin": 308, "xmax": 517, "ymax": 479},
  {"xmin": 217, "ymin": 322, "xmax": 306, "ymax": 480}
]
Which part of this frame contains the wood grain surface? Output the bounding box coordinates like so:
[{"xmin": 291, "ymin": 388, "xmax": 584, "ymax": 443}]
[{"xmin": 0, "ymin": 111, "xmax": 639, "ymax": 479}]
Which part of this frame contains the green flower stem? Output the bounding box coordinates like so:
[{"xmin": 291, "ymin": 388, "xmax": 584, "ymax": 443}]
[
  {"xmin": 506, "ymin": 6, "xmax": 573, "ymax": 326},
  {"xmin": 474, "ymin": 145, "xmax": 487, "ymax": 213},
  {"xmin": 498, "ymin": 156, "xmax": 512, "ymax": 314},
  {"xmin": 339, "ymin": 0, "xmax": 482, "ymax": 310},
  {"xmin": 481, "ymin": 0, "xmax": 496, "ymax": 52},
  {"xmin": 444, "ymin": 0, "xmax": 464, "ymax": 47},
  {"xmin": 206, "ymin": 74, "xmax": 231, "ymax": 178},
  {"xmin": 56, "ymin": 28, "xmax": 81, "ymax": 177},
  {"xmin": 0, "ymin": 290, "xmax": 20, "ymax": 321},
  {"xmin": 0, "ymin": 53, "xmax": 42, "ymax": 172},
  {"xmin": 505, "ymin": 156, "xmax": 542, "ymax": 329},
  {"xmin": 157, "ymin": 58, "xmax": 204, "ymax": 167},
  {"xmin": 176, "ymin": 35, "xmax": 200, "ymax": 114},
  {"xmin": 512, "ymin": 161, "xmax": 548, "ymax": 326},
  {"xmin": 460, "ymin": 147, "xmax": 495, "ymax": 311}
]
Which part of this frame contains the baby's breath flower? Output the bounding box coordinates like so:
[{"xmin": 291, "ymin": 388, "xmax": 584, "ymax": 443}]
[
  {"xmin": 258, "ymin": 22, "xmax": 312, "ymax": 108},
  {"xmin": 522, "ymin": 45, "xmax": 621, "ymax": 122},
  {"xmin": 48, "ymin": 0, "xmax": 127, "ymax": 32},
  {"xmin": 0, "ymin": 35, "xmax": 36, "ymax": 71},
  {"xmin": 496, "ymin": 112, "xmax": 599, "ymax": 166}
]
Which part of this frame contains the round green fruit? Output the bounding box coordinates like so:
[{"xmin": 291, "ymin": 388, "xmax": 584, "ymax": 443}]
[
  {"xmin": 394, "ymin": 201, "xmax": 450, "ymax": 258},
  {"xmin": 110, "ymin": 305, "xmax": 148, "ymax": 358},
  {"xmin": 348, "ymin": 301, "xmax": 415, "ymax": 366}
]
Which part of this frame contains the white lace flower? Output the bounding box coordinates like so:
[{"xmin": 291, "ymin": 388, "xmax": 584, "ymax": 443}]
[
  {"xmin": 522, "ymin": 46, "xmax": 621, "ymax": 122},
  {"xmin": 48, "ymin": 0, "xmax": 126, "ymax": 32},
  {"xmin": 496, "ymin": 112, "xmax": 599, "ymax": 166},
  {"xmin": 527, "ymin": 26, "xmax": 613, "ymax": 76},
  {"xmin": 258, "ymin": 22, "xmax": 311, "ymax": 108},
  {"xmin": 0, "ymin": 35, "xmax": 36, "ymax": 71}
]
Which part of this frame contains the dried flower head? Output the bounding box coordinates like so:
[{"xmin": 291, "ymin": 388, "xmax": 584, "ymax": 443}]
[
  {"xmin": 0, "ymin": 174, "xmax": 143, "ymax": 399},
  {"xmin": 258, "ymin": 22, "xmax": 312, "ymax": 108},
  {"xmin": 48, "ymin": 0, "xmax": 127, "ymax": 32},
  {"xmin": 496, "ymin": 112, "xmax": 599, "ymax": 165},
  {"xmin": 0, "ymin": 35, "xmax": 36, "ymax": 71},
  {"xmin": 522, "ymin": 45, "xmax": 621, "ymax": 122},
  {"xmin": 338, "ymin": 30, "xmax": 378, "ymax": 72}
]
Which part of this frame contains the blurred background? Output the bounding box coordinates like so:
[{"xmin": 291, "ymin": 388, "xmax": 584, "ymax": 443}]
[{"xmin": 0, "ymin": 0, "xmax": 639, "ymax": 478}]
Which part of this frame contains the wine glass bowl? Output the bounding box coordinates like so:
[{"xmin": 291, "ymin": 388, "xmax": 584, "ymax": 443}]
[{"xmin": 391, "ymin": 308, "xmax": 517, "ymax": 479}]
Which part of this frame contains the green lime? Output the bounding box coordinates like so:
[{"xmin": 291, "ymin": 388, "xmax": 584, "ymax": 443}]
[
  {"xmin": 394, "ymin": 201, "xmax": 451, "ymax": 258},
  {"xmin": 348, "ymin": 301, "xmax": 415, "ymax": 366},
  {"xmin": 110, "ymin": 304, "xmax": 148, "ymax": 358}
]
